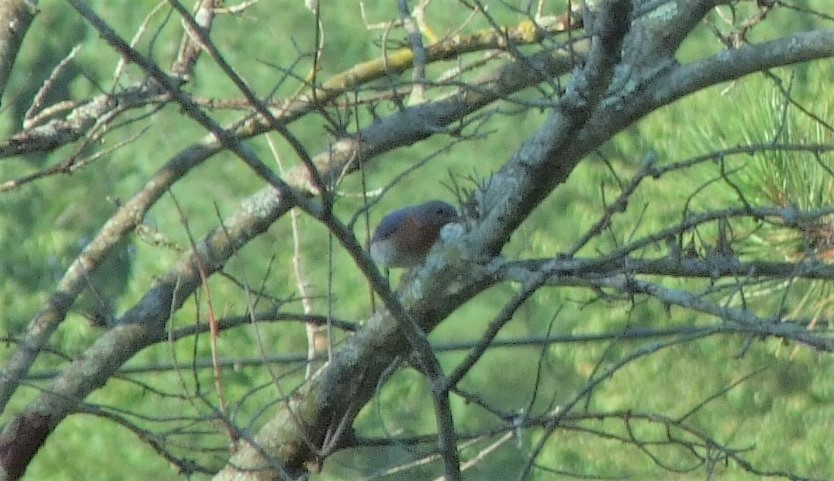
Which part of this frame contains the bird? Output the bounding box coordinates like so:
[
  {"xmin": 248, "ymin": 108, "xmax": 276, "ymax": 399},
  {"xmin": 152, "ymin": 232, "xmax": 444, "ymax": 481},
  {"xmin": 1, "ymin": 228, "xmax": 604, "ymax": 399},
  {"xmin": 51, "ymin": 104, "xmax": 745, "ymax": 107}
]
[{"xmin": 370, "ymin": 200, "xmax": 458, "ymax": 268}]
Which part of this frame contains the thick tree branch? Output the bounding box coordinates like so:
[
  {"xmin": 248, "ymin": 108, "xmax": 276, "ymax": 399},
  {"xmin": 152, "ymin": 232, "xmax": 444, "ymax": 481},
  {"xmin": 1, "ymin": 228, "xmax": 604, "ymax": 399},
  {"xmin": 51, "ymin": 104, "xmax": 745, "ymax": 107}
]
[
  {"xmin": 169, "ymin": 0, "xmax": 214, "ymax": 78},
  {"xmin": 0, "ymin": 137, "xmax": 219, "ymax": 413},
  {"xmin": 0, "ymin": 19, "xmax": 582, "ymax": 420},
  {"xmin": 597, "ymin": 276, "xmax": 834, "ymax": 351},
  {"xmin": 0, "ymin": 187, "xmax": 292, "ymax": 481},
  {"xmin": 500, "ymin": 256, "xmax": 834, "ymax": 284},
  {"xmin": 0, "ymin": 0, "xmax": 36, "ymax": 104},
  {"xmin": 216, "ymin": 1, "xmax": 635, "ymax": 479}
]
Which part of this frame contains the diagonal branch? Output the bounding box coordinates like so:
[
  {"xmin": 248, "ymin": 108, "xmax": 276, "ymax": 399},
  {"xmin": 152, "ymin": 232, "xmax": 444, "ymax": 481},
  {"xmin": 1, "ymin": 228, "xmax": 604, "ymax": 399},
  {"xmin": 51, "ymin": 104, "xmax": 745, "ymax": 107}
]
[
  {"xmin": 170, "ymin": 0, "xmax": 215, "ymax": 78},
  {"xmin": 0, "ymin": 0, "xmax": 37, "ymax": 103},
  {"xmin": 596, "ymin": 276, "xmax": 834, "ymax": 351}
]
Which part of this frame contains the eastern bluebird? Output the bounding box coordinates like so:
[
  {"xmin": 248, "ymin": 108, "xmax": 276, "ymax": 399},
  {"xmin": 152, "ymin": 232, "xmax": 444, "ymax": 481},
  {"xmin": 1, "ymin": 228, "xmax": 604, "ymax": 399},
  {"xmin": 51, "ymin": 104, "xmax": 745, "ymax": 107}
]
[{"xmin": 370, "ymin": 200, "xmax": 458, "ymax": 268}]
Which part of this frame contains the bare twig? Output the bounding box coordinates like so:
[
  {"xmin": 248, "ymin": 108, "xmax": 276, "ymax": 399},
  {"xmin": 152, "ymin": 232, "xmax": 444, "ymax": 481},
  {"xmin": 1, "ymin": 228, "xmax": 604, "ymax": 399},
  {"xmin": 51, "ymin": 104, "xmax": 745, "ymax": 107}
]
[
  {"xmin": 24, "ymin": 44, "xmax": 82, "ymax": 128},
  {"xmin": 171, "ymin": 0, "xmax": 216, "ymax": 78}
]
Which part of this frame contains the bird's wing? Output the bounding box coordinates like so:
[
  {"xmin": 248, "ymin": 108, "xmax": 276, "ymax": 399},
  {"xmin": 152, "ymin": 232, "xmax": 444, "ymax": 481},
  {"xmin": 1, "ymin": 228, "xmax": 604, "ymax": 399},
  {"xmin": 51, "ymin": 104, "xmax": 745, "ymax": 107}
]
[{"xmin": 372, "ymin": 207, "xmax": 411, "ymax": 241}]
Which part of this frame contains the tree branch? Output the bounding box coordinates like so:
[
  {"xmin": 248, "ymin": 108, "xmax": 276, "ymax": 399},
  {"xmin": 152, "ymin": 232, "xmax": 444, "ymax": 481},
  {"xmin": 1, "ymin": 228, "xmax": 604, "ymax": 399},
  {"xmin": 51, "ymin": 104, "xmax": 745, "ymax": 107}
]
[{"xmin": 0, "ymin": 0, "xmax": 37, "ymax": 104}]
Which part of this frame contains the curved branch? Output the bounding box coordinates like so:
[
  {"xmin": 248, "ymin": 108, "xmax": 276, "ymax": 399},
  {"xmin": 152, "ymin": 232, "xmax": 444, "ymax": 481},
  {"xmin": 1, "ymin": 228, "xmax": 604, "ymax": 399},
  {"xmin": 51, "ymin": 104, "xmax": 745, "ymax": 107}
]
[
  {"xmin": 666, "ymin": 28, "xmax": 834, "ymax": 101},
  {"xmin": 472, "ymin": 14, "xmax": 834, "ymax": 266}
]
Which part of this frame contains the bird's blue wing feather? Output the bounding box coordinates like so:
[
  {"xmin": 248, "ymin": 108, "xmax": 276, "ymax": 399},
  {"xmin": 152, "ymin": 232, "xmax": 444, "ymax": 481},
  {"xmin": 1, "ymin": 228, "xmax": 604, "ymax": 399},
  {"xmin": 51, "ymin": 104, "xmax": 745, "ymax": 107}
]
[{"xmin": 372, "ymin": 207, "xmax": 411, "ymax": 241}]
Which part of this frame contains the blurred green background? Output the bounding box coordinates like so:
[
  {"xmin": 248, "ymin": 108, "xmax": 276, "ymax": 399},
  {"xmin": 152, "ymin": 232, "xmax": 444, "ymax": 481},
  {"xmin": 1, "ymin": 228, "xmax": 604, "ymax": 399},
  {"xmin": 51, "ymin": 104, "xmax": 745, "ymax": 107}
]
[{"xmin": 1, "ymin": 1, "xmax": 833, "ymax": 480}]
